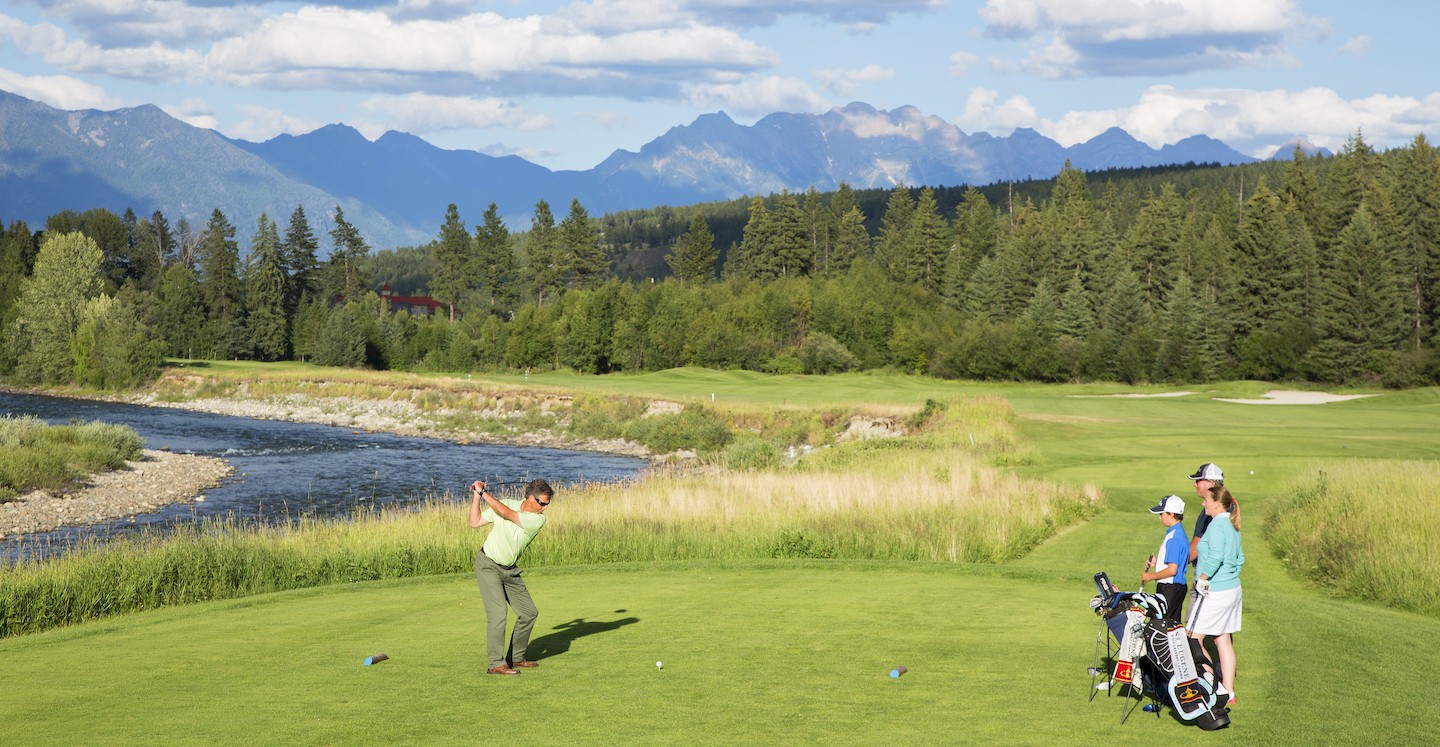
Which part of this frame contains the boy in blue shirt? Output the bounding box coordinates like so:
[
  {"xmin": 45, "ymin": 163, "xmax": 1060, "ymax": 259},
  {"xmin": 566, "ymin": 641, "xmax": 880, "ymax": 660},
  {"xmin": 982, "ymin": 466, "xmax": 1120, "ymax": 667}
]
[{"xmin": 1141, "ymin": 494, "xmax": 1189, "ymax": 622}]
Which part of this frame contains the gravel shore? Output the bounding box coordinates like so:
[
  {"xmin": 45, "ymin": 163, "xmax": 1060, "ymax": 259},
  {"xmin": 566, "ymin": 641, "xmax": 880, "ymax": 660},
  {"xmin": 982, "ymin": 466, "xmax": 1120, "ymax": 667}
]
[{"xmin": 0, "ymin": 450, "xmax": 232, "ymax": 538}]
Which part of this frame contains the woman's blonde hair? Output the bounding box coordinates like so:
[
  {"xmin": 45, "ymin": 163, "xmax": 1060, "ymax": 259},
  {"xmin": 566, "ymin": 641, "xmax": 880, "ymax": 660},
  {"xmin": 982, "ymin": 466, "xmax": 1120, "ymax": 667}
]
[{"xmin": 1206, "ymin": 485, "xmax": 1241, "ymax": 532}]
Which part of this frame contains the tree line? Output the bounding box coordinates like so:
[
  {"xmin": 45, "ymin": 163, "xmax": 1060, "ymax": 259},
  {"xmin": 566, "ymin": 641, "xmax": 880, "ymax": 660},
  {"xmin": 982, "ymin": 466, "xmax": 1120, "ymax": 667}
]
[{"xmin": 2, "ymin": 131, "xmax": 1438, "ymax": 388}]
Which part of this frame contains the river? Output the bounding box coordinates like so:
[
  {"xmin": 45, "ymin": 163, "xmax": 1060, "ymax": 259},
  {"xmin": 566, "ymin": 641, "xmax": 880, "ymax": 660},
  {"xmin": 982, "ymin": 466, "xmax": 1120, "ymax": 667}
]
[{"xmin": 1, "ymin": 390, "xmax": 647, "ymax": 560}]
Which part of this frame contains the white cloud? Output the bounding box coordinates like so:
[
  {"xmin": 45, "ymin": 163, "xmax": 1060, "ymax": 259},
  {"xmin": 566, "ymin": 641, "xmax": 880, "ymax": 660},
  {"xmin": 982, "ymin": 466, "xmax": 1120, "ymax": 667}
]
[
  {"xmin": 23, "ymin": 0, "xmax": 264, "ymax": 47},
  {"xmin": 580, "ymin": 109, "xmax": 632, "ymax": 129},
  {"xmin": 479, "ymin": 141, "xmax": 561, "ymax": 162},
  {"xmin": 977, "ymin": 0, "xmax": 1312, "ymax": 77},
  {"xmin": 203, "ymin": 6, "xmax": 774, "ymax": 83},
  {"xmin": 948, "ymin": 51, "xmax": 979, "ymax": 77},
  {"xmin": 1021, "ymin": 85, "xmax": 1440, "ymax": 153},
  {"xmin": 686, "ymin": 75, "xmax": 828, "ymax": 116},
  {"xmin": 360, "ymin": 93, "xmax": 555, "ymax": 132},
  {"xmin": 2, "ymin": 6, "xmax": 775, "ymax": 96},
  {"xmin": 160, "ymin": 97, "xmax": 219, "ymax": 130},
  {"xmin": 956, "ymin": 87, "xmax": 1038, "ymax": 132},
  {"xmin": 1336, "ymin": 35, "xmax": 1372, "ymax": 57},
  {"xmin": 813, "ymin": 64, "xmax": 894, "ymax": 96},
  {"xmin": 0, "ymin": 66, "xmax": 122, "ymax": 110},
  {"xmin": 567, "ymin": 0, "xmax": 945, "ymax": 30},
  {"xmin": 979, "ymin": 0, "xmax": 1304, "ymax": 38},
  {"xmin": 227, "ymin": 103, "xmax": 328, "ymax": 141},
  {"xmin": 0, "ymin": 14, "xmax": 204, "ymax": 81}
]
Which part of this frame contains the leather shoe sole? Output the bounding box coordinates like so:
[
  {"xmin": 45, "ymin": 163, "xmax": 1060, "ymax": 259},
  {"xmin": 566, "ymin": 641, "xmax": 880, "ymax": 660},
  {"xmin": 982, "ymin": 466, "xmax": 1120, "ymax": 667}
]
[{"xmin": 486, "ymin": 666, "xmax": 520, "ymax": 675}]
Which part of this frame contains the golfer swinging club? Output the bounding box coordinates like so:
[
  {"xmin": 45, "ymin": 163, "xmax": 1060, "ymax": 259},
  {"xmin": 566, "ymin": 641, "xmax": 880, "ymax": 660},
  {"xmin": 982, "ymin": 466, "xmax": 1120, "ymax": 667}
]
[{"xmin": 469, "ymin": 478, "xmax": 554, "ymax": 675}]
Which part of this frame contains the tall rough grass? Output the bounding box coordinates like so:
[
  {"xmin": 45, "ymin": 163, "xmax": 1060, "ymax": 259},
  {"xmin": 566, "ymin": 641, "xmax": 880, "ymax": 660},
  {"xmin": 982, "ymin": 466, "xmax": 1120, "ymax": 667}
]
[
  {"xmin": 1264, "ymin": 461, "xmax": 1440, "ymax": 616},
  {"xmin": 0, "ymin": 396, "xmax": 1102, "ymax": 637},
  {"xmin": 0, "ymin": 416, "xmax": 144, "ymax": 501}
]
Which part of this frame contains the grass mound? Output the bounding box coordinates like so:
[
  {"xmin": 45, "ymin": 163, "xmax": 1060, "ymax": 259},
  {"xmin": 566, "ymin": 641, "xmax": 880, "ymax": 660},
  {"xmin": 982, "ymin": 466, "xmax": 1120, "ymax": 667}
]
[
  {"xmin": 0, "ymin": 416, "xmax": 143, "ymax": 501},
  {"xmin": 1265, "ymin": 461, "xmax": 1440, "ymax": 616}
]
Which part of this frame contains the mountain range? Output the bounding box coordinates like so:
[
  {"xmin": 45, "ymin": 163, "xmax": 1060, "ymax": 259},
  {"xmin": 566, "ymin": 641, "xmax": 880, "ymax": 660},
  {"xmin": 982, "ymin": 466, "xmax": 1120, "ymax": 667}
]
[{"xmin": 1, "ymin": 90, "xmax": 1312, "ymax": 249}]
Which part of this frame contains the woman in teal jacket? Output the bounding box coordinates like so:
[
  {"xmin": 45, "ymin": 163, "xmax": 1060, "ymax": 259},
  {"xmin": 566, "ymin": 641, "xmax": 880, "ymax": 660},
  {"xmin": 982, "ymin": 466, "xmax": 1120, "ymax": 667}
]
[{"xmin": 1188, "ymin": 485, "xmax": 1244, "ymax": 705}]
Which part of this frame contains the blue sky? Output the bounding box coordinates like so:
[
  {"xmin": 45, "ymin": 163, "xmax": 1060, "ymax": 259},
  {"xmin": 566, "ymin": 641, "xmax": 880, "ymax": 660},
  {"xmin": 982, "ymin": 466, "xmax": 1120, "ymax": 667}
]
[{"xmin": 2, "ymin": 0, "xmax": 1436, "ymax": 171}]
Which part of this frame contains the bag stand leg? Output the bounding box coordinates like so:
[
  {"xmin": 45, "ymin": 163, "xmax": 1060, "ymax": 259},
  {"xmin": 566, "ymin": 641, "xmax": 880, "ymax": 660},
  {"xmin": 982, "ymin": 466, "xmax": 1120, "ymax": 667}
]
[{"xmin": 1088, "ymin": 620, "xmax": 1115, "ymax": 702}]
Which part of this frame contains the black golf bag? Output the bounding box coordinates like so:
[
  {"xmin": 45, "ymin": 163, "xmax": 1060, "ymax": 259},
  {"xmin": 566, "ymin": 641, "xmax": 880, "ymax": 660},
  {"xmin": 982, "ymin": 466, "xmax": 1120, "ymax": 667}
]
[{"xmin": 1087, "ymin": 572, "xmax": 1230, "ymax": 730}]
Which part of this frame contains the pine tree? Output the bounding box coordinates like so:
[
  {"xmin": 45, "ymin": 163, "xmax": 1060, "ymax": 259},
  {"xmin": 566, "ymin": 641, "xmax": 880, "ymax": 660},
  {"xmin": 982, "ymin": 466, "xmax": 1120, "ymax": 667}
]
[
  {"xmin": 560, "ymin": 199, "xmax": 607, "ymax": 290},
  {"xmin": 525, "ymin": 200, "xmax": 564, "ymax": 305},
  {"xmin": 949, "ymin": 187, "xmax": 998, "ymax": 292},
  {"xmin": 1280, "ymin": 146, "xmax": 1321, "ymax": 238},
  {"xmin": 199, "ymin": 209, "xmax": 243, "ymax": 331},
  {"xmin": 905, "ymin": 187, "xmax": 950, "ymax": 294},
  {"xmin": 875, "ymin": 184, "xmax": 914, "ymax": 281},
  {"xmin": 666, "ymin": 213, "xmax": 718, "ymax": 283},
  {"xmin": 1050, "ymin": 163, "xmax": 1105, "ymax": 281},
  {"xmin": 1124, "ymin": 183, "xmax": 1187, "ymax": 304},
  {"xmin": 1307, "ymin": 207, "xmax": 1406, "ymax": 380},
  {"xmin": 1231, "ymin": 181, "xmax": 1296, "ymax": 336},
  {"xmin": 326, "ymin": 206, "xmax": 371, "ymax": 300},
  {"xmin": 1056, "ymin": 270, "xmax": 1095, "ymax": 341},
  {"xmin": 1383, "ymin": 134, "xmax": 1440, "ymax": 349},
  {"xmin": 1314, "ymin": 130, "xmax": 1379, "ymax": 255},
  {"xmin": 801, "ymin": 186, "xmax": 832, "ymax": 277},
  {"xmin": 831, "ymin": 206, "xmax": 869, "ymax": 276},
  {"xmin": 1020, "ymin": 277, "xmax": 1060, "ymax": 333},
  {"xmin": 768, "ymin": 191, "xmax": 812, "ymax": 278},
  {"xmin": 1154, "ymin": 273, "xmax": 1200, "ymax": 381},
  {"xmin": 962, "ymin": 256, "xmax": 1011, "ymax": 322},
  {"xmin": 157, "ymin": 264, "xmax": 204, "ymax": 358},
  {"xmin": 430, "ymin": 203, "xmax": 472, "ymax": 321},
  {"xmin": 314, "ymin": 304, "xmax": 367, "ymax": 368},
  {"xmin": 282, "ymin": 205, "xmax": 320, "ymax": 312},
  {"xmin": 1098, "ymin": 268, "xmax": 1153, "ymax": 382},
  {"xmin": 474, "ymin": 202, "xmax": 519, "ymax": 314},
  {"xmin": 728, "ymin": 196, "xmax": 772, "ymax": 280},
  {"xmin": 245, "ymin": 214, "xmax": 290, "ymax": 361}
]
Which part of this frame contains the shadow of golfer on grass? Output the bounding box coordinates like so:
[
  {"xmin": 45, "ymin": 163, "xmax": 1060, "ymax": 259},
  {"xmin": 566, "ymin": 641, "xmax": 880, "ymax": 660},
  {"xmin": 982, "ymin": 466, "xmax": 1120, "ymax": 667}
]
[{"xmin": 526, "ymin": 610, "xmax": 639, "ymax": 661}]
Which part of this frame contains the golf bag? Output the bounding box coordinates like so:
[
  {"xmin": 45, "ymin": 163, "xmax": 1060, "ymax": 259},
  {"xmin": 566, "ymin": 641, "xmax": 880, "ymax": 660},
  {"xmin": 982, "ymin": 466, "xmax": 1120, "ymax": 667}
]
[{"xmin": 1087, "ymin": 572, "xmax": 1230, "ymax": 730}]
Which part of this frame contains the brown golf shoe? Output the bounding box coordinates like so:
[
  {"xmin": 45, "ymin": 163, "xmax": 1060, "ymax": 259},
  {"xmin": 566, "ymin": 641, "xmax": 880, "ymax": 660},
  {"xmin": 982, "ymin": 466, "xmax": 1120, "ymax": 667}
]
[
  {"xmin": 511, "ymin": 660, "xmax": 539, "ymax": 669},
  {"xmin": 486, "ymin": 666, "xmax": 520, "ymax": 675}
]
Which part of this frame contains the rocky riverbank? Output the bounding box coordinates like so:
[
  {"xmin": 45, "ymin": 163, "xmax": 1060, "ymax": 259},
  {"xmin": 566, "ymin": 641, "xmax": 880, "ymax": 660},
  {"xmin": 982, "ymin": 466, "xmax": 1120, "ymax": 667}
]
[
  {"xmin": 115, "ymin": 390, "xmax": 655, "ymax": 457},
  {"xmin": 0, "ymin": 449, "xmax": 233, "ymax": 538}
]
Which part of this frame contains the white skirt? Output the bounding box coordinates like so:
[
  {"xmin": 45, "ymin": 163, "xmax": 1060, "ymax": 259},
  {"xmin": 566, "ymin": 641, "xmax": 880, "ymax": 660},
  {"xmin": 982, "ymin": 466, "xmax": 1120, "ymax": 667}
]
[{"xmin": 1187, "ymin": 585, "xmax": 1242, "ymax": 636}]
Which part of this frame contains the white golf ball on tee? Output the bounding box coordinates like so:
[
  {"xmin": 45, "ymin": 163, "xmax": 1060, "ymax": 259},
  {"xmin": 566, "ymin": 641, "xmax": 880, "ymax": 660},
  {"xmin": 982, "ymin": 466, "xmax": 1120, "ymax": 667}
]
[{"xmin": 656, "ymin": 661, "xmax": 663, "ymax": 669}]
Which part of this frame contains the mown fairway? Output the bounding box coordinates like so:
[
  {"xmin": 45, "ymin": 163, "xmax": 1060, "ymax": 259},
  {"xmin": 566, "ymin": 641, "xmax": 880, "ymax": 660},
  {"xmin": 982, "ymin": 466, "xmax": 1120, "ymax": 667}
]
[{"xmin": 4, "ymin": 371, "xmax": 1439, "ymax": 744}]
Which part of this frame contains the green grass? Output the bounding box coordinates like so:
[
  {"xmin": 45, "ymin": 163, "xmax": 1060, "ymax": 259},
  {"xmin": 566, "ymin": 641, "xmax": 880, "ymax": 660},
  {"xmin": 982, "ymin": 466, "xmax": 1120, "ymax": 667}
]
[
  {"xmin": 0, "ymin": 416, "xmax": 144, "ymax": 501},
  {"xmin": 2, "ymin": 562, "xmax": 1436, "ymax": 745},
  {"xmin": 4, "ymin": 367, "xmax": 1439, "ymax": 742}
]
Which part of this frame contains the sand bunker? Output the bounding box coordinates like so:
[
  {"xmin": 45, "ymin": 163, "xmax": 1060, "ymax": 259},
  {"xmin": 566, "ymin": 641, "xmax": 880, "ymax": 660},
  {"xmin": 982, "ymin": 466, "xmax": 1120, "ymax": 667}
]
[{"xmin": 1214, "ymin": 390, "xmax": 1376, "ymax": 405}]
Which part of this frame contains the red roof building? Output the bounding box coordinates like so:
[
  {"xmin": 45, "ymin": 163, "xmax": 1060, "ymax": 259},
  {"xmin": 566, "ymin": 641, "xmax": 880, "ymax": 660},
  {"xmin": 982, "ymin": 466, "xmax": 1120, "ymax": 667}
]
[{"xmin": 380, "ymin": 284, "xmax": 454, "ymax": 318}]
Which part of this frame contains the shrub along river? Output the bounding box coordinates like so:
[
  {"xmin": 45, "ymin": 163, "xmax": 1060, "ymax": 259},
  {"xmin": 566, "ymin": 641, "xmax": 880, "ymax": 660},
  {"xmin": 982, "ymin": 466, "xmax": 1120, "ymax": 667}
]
[{"xmin": 0, "ymin": 390, "xmax": 647, "ymax": 560}]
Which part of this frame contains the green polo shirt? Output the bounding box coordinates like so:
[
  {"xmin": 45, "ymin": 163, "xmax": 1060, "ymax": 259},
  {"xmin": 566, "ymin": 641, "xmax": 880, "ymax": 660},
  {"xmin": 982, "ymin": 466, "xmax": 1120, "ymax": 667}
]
[{"xmin": 481, "ymin": 498, "xmax": 546, "ymax": 566}]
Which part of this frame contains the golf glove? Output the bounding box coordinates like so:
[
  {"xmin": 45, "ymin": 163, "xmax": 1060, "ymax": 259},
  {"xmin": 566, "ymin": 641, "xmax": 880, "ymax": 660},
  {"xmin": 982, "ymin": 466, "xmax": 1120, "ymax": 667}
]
[{"xmin": 1195, "ymin": 579, "xmax": 1211, "ymax": 598}]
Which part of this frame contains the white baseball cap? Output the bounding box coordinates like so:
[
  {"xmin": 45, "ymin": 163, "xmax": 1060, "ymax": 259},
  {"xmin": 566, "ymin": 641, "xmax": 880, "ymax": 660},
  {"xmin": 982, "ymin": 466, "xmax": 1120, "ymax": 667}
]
[
  {"xmin": 1149, "ymin": 495, "xmax": 1186, "ymax": 515},
  {"xmin": 1188, "ymin": 463, "xmax": 1223, "ymax": 481}
]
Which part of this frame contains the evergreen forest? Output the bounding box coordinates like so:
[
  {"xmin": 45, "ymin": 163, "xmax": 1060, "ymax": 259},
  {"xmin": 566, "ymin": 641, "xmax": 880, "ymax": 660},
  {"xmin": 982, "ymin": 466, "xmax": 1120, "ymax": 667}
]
[{"xmin": 3, "ymin": 132, "xmax": 1438, "ymax": 389}]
